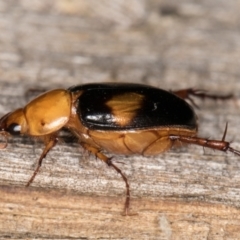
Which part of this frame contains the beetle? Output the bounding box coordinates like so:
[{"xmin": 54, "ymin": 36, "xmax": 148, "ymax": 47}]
[{"xmin": 0, "ymin": 83, "xmax": 239, "ymax": 215}]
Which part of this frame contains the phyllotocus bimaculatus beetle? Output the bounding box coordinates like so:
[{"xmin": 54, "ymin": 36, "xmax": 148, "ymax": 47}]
[{"xmin": 0, "ymin": 83, "xmax": 239, "ymax": 215}]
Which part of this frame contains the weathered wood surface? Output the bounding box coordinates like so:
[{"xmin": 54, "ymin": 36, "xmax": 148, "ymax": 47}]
[{"xmin": 0, "ymin": 0, "xmax": 240, "ymax": 239}]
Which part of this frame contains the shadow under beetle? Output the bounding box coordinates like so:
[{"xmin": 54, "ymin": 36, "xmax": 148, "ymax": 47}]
[{"xmin": 0, "ymin": 83, "xmax": 239, "ymax": 215}]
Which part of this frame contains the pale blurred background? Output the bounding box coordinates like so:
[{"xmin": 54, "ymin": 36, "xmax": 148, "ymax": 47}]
[{"xmin": 1, "ymin": 0, "xmax": 240, "ymax": 93}]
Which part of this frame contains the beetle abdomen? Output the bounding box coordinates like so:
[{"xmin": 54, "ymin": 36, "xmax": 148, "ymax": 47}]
[
  {"xmin": 88, "ymin": 127, "xmax": 196, "ymax": 156},
  {"xmin": 69, "ymin": 83, "xmax": 197, "ymax": 131}
]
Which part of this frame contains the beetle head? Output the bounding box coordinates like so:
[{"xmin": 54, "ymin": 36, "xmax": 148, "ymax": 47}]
[
  {"xmin": 0, "ymin": 89, "xmax": 72, "ymax": 145},
  {"xmin": 0, "ymin": 109, "xmax": 28, "ymax": 135},
  {"xmin": 0, "ymin": 108, "xmax": 28, "ymax": 148}
]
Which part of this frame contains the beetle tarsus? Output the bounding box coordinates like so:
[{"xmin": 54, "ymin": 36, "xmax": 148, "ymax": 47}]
[{"xmin": 228, "ymin": 146, "xmax": 240, "ymax": 156}]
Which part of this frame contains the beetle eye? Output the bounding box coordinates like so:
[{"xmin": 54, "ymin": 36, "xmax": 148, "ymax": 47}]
[{"xmin": 7, "ymin": 123, "xmax": 21, "ymax": 135}]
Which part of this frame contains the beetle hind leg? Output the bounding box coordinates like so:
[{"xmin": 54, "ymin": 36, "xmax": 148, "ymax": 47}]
[
  {"xmin": 81, "ymin": 142, "xmax": 132, "ymax": 216},
  {"xmin": 172, "ymin": 88, "xmax": 233, "ymax": 108},
  {"xmin": 169, "ymin": 123, "xmax": 240, "ymax": 156}
]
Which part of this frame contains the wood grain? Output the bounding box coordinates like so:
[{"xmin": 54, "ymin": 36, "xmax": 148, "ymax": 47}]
[
  {"xmin": 0, "ymin": 0, "xmax": 240, "ymax": 239},
  {"xmin": 1, "ymin": 185, "xmax": 239, "ymax": 239}
]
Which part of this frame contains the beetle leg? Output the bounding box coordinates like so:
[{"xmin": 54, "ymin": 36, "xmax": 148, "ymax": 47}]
[
  {"xmin": 169, "ymin": 123, "xmax": 240, "ymax": 156},
  {"xmin": 107, "ymin": 159, "xmax": 132, "ymax": 216},
  {"xmin": 173, "ymin": 88, "xmax": 233, "ymax": 101},
  {"xmin": 26, "ymin": 134, "xmax": 58, "ymax": 187},
  {"xmin": 81, "ymin": 142, "xmax": 132, "ymax": 216},
  {"xmin": 172, "ymin": 88, "xmax": 233, "ymax": 108}
]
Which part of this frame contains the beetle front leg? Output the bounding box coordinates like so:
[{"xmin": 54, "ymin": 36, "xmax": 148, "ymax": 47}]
[
  {"xmin": 26, "ymin": 134, "xmax": 58, "ymax": 187},
  {"xmin": 81, "ymin": 142, "xmax": 132, "ymax": 216}
]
